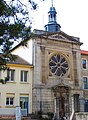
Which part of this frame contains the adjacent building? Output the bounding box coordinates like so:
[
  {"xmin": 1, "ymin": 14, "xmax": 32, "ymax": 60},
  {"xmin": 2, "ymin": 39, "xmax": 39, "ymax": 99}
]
[
  {"xmin": 0, "ymin": 55, "xmax": 33, "ymax": 114},
  {"xmin": 81, "ymin": 50, "xmax": 88, "ymax": 112}
]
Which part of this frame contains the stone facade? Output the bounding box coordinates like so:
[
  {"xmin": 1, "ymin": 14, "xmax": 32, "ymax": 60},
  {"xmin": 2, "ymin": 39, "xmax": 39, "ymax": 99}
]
[
  {"xmin": 11, "ymin": 30, "xmax": 88, "ymax": 119},
  {"xmin": 32, "ymin": 30, "xmax": 84, "ymax": 119}
]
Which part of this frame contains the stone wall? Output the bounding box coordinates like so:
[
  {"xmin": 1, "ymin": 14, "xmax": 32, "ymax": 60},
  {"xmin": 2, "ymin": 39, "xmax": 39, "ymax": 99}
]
[
  {"xmin": 75, "ymin": 112, "xmax": 88, "ymax": 120},
  {"xmin": 32, "ymin": 87, "xmax": 54, "ymax": 113}
]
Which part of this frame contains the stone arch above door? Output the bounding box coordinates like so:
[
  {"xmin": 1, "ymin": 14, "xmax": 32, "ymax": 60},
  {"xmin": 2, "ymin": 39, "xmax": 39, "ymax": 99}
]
[{"xmin": 52, "ymin": 83, "xmax": 70, "ymax": 96}]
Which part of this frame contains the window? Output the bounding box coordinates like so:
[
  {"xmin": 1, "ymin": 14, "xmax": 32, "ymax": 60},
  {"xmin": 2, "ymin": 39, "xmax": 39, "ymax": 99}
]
[
  {"xmin": 20, "ymin": 97, "xmax": 29, "ymax": 113},
  {"xmin": 74, "ymin": 94, "xmax": 80, "ymax": 112},
  {"xmin": 21, "ymin": 71, "xmax": 28, "ymax": 82},
  {"xmin": 49, "ymin": 54, "xmax": 69, "ymax": 77},
  {"xmin": 83, "ymin": 77, "xmax": 88, "ymax": 89},
  {"xmin": 56, "ymin": 26, "xmax": 58, "ymax": 31},
  {"xmin": 82, "ymin": 59, "xmax": 87, "ymax": 69},
  {"xmin": 84, "ymin": 100, "xmax": 88, "ymax": 112},
  {"xmin": 6, "ymin": 97, "xmax": 14, "ymax": 106},
  {"xmin": 7, "ymin": 69, "xmax": 15, "ymax": 81}
]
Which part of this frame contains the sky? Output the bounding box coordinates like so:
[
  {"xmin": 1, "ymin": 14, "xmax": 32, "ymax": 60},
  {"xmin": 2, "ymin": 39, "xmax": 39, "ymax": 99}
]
[{"xmin": 29, "ymin": 0, "xmax": 88, "ymax": 50}]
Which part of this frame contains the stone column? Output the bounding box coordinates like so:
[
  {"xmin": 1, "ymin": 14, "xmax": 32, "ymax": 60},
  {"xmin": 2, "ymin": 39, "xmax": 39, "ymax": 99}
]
[
  {"xmin": 40, "ymin": 45, "xmax": 45, "ymax": 83},
  {"xmin": 72, "ymin": 95, "xmax": 74, "ymax": 113},
  {"xmin": 72, "ymin": 51, "xmax": 79, "ymax": 86},
  {"xmin": 56, "ymin": 97, "xmax": 59, "ymax": 120},
  {"xmin": 69, "ymin": 96, "xmax": 75, "ymax": 120},
  {"xmin": 65, "ymin": 94, "xmax": 70, "ymax": 118},
  {"xmin": 54, "ymin": 97, "xmax": 56, "ymax": 113},
  {"xmin": 53, "ymin": 97, "xmax": 59, "ymax": 120}
]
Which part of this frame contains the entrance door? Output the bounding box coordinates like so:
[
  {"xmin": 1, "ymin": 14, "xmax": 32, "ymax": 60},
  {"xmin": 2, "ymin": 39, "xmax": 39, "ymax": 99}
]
[
  {"xmin": 59, "ymin": 96, "xmax": 65, "ymax": 118},
  {"xmin": 56, "ymin": 95, "xmax": 69, "ymax": 119},
  {"xmin": 53, "ymin": 86, "xmax": 70, "ymax": 119},
  {"xmin": 20, "ymin": 97, "xmax": 29, "ymax": 113}
]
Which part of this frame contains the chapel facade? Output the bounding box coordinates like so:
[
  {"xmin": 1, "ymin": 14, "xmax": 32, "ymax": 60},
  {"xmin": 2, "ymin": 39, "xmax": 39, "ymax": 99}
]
[{"xmin": 32, "ymin": 2, "xmax": 84, "ymax": 119}]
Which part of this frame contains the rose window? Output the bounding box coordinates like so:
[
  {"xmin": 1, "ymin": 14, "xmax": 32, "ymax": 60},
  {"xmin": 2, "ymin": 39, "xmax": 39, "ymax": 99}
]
[{"xmin": 49, "ymin": 54, "xmax": 69, "ymax": 76}]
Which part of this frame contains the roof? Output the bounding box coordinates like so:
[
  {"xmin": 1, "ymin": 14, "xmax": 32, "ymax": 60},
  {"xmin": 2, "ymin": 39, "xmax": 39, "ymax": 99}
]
[
  {"xmin": 81, "ymin": 50, "xmax": 88, "ymax": 55},
  {"xmin": 8, "ymin": 55, "xmax": 32, "ymax": 66},
  {"xmin": 0, "ymin": 54, "xmax": 32, "ymax": 66},
  {"xmin": 11, "ymin": 29, "xmax": 82, "ymax": 52}
]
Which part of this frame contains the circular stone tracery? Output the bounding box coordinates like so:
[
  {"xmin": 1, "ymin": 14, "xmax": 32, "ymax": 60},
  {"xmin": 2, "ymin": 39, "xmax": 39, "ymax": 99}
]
[{"xmin": 49, "ymin": 54, "xmax": 69, "ymax": 77}]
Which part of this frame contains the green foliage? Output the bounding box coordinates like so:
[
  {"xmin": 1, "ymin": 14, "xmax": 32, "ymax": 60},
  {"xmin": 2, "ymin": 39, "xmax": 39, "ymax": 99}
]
[
  {"xmin": 36, "ymin": 111, "xmax": 54, "ymax": 120},
  {"xmin": 0, "ymin": 0, "xmax": 31, "ymax": 52},
  {"xmin": 37, "ymin": 110, "xmax": 42, "ymax": 119},
  {"xmin": 0, "ymin": 0, "xmax": 31, "ymax": 70},
  {"xmin": 47, "ymin": 112, "xmax": 54, "ymax": 120},
  {"xmin": 0, "ymin": 0, "xmax": 45, "ymax": 70},
  {"xmin": 0, "ymin": 77, "xmax": 9, "ymax": 84}
]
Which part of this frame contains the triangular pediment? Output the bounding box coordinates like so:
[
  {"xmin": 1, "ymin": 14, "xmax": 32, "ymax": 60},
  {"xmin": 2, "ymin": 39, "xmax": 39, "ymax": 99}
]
[
  {"xmin": 42, "ymin": 31, "xmax": 81, "ymax": 44},
  {"xmin": 11, "ymin": 30, "xmax": 82, "ymax": 52},
  {"xmin": 48, "ymin": 33, "xmax": 67, "ymax": 40}
]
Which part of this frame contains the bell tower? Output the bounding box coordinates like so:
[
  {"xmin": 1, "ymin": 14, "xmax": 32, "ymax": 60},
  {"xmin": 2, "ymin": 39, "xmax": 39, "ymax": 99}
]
[{"xmin": 45, "ymin": 0, "xmax": 61, "ymax": 32}]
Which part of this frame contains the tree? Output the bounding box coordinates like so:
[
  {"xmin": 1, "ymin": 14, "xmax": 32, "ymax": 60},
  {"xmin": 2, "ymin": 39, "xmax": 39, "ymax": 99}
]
[{"xmin": 0, "ymin": 0, "xmax": 43, "ymax": 70}]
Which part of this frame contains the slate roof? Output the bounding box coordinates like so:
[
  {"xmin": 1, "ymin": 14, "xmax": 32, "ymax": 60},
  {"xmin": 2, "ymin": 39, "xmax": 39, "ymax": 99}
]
[
  {"xmin": 0, "ymin": 54, "xmax": 32, "ymax": 66},
  {"xmin": 8, "ymin": 55, "xmax": 32, "ymax": 66}
]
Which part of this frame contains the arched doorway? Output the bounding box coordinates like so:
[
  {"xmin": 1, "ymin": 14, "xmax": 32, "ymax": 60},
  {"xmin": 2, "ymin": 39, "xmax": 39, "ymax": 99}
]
[{"xmin": 53, "ymin": 85, "xmax": 70, "ymax": 119}]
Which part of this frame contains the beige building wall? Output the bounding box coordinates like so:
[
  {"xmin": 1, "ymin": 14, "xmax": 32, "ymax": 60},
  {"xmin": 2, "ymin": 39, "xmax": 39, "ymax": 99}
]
[
  {"xmin": 0, "ymin": 64, "xmax": 33, "ymax": 114},
  {"xmin": 12, "ymin": 39, "xmax": 33, "ymax": 64}
]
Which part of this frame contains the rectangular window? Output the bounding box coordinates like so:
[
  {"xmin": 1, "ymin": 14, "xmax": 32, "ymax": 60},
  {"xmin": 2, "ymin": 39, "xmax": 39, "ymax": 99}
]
[
  {"xmin": 84, "ymin": 100, "xmax": 88, "ymax": 112},
  {"xmin": 82, "ymin": 59, "xmax": 87, "ymax": 69},
  {"xmin": 6, "ymin": 97, "xmax": 14, "ymax": 106},
  {"xmin": 7, "ymin": 69, "xmax": 15, "ymax": 81},
  {"xmin": 21, "ymin": 71, "xmax": 28, "ymax": 82},
  {"xmin": 74, "ymin": 94, "xmax": 80, "ymax": 112},
  {"xmin": 83, "ymin": 77, "xmax": 88, "ymax": 89}
]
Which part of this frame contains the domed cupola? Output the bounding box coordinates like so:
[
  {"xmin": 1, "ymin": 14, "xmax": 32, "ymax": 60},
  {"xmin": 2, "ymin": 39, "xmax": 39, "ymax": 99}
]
[
  {"xmin": 48, "ymin": 6, "xmax": 57, "ymax": 23},
  {"xmin": 45, "ymin": 0, "xmax": 61, "ymax": 32}
]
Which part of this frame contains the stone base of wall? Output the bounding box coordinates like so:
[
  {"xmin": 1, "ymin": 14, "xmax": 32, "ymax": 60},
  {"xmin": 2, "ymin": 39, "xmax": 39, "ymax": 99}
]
[
  {"xmin": 75, "ymin": 112, "xmax": 88, "ymax": 120},
  {"xmin": 0, "ymin": 116, "xmax": 31, "ymax": 120},
  {"xmin": 0, "ymin": 116, "xmax": 15, "ymax": 120}
]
